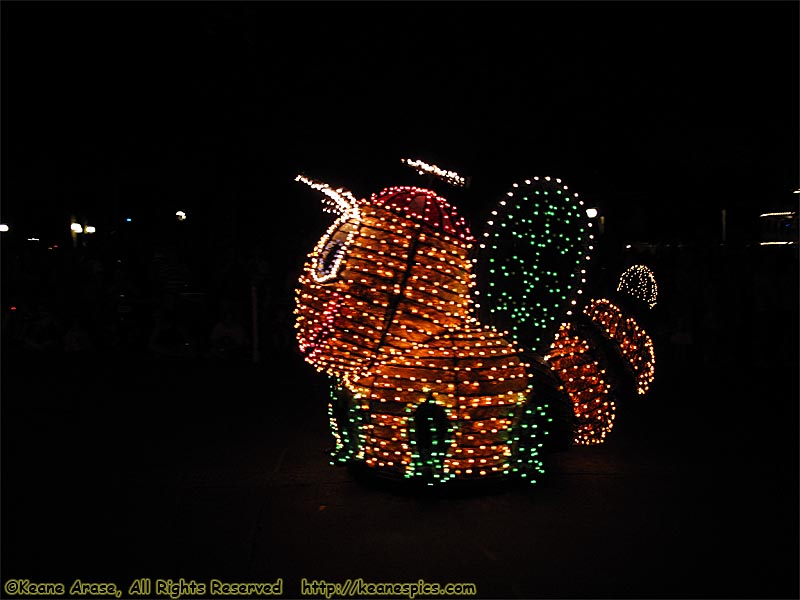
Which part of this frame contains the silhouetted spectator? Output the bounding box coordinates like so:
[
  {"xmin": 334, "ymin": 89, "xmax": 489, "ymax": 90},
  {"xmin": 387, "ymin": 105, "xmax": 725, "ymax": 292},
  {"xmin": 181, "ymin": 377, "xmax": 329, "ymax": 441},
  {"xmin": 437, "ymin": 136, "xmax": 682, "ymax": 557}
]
[
  {"xmin": 63, "ymin": 317, "xmax": 95, "ymax": 354},
  {"xmin": 151, "ymin": 247, "xmax": 191, "ymax": 297},
  {"xmin": 99, "ymin": 263, "xmax": 147, "ymax": 352},
  {"xmin": 207, "ymin": 303, "xmax": 249, "ymax": 360},
  {"xmin": 22, "ymin": 303, "xmax": 64, "ymax": 353},
  {"xmin": 269, "ymin": 303, "xmax": 294, "ymax": 355},
  {"xmin": 246, "ymin": 244, "xmax": 271, "ymax": 288},
  {"xmin": 2, "ymin": 298, "xmax": 34, "ymax": 352},
  {"xmin": 246, "ymin": 243, "xmax": 273, "ymax": 314},
  {"xmin": 147, "ymin": 295, "xmax": 197, "ymax": 360}
]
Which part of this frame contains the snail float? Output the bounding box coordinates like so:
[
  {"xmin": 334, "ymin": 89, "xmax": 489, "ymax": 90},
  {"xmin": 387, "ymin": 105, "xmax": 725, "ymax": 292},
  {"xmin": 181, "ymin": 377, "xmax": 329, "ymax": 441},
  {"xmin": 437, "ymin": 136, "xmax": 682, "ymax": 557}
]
[{"xmin": 294, "ymin": 160, "xmax": 656, "ymax": 486}]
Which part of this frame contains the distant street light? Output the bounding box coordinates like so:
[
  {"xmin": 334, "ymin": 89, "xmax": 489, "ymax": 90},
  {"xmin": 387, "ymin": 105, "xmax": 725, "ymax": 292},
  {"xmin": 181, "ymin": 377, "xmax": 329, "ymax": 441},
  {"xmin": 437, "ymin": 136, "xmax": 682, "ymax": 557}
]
[
  {"xmin": 0, "ymin": 224, "xmax": 8, "ymax": 233},
  {"xmin": 85, "ymin": 225, "xmax": 96, "ymax": 234},
  {"xmin": 584, "ymin": 207, "xmax": 604, "ymax": 234},
  {"xmin": 71, "ymin": 223, "xmax": 83, "ymax": 233},
  {"xmin": 176, "ymin": 210, "xmax": 187, "ymax": 221}
]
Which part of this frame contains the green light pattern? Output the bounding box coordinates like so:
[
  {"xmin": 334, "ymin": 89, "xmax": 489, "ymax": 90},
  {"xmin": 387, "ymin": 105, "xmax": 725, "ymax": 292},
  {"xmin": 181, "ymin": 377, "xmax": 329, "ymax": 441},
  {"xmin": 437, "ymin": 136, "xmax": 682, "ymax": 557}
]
[
  {"xmin": 328, "ymin": 380, "xmax": 365, "ymax": 465},
  {"xmin": 477, "ymin": 177, "xmax": 592, "ymax": 355},
  {"xmin": 405, "ymin": 397, "xmax": 456, "ymax": 485},
  {"xmin": 510, "ymin": 399, "xmax": 551, "ymax": 485}
]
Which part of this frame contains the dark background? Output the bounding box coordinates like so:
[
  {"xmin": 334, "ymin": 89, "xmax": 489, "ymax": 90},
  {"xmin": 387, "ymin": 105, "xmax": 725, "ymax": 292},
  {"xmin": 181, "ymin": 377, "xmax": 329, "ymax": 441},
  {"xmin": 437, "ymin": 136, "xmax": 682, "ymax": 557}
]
[
  {"xmin": 2, "ymin": 2, "xmax": 798, "ymax": 247},
  {"xmin": 1, "ymin": 2, "xmax": 798, "ymax": 599}
]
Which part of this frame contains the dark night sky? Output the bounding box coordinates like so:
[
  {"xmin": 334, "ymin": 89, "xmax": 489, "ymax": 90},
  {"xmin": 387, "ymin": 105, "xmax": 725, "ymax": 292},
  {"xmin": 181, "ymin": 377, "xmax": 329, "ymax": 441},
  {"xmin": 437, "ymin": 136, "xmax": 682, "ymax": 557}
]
[{"xmin": 2, "ymin": 1, "xmax": 798, "ymax": 252}]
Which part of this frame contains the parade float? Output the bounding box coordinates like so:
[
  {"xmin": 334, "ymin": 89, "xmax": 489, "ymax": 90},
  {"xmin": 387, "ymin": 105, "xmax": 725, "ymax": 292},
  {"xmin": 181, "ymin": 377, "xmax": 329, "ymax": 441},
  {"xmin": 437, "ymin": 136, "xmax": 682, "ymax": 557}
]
[{"xmin": 293, "ymin": 160, "xmax": 657, "ymax": 485}]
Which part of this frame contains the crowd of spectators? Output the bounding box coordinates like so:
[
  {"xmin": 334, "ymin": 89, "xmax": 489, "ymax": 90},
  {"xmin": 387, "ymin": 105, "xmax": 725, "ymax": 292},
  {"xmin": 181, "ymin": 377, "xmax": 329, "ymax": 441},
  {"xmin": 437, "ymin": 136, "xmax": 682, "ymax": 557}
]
[{"xmin": 1, "ymin": 234, "xmax": 301, "ymax": 367}]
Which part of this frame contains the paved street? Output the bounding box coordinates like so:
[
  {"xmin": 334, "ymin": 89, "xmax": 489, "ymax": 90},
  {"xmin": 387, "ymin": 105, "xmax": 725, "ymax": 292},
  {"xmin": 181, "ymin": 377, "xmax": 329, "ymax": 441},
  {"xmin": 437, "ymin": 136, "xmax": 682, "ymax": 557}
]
[{"xmin": 2, "ymin": 332, "xmax": 797, "ymax": 599}]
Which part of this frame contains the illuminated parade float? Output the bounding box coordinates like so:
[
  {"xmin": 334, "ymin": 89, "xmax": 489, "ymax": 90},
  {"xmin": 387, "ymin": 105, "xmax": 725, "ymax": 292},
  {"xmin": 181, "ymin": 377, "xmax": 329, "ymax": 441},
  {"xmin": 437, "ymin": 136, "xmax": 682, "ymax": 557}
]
[{"xmin": 294, "ymin": 160, "xmax": 657, "ymax": 485}]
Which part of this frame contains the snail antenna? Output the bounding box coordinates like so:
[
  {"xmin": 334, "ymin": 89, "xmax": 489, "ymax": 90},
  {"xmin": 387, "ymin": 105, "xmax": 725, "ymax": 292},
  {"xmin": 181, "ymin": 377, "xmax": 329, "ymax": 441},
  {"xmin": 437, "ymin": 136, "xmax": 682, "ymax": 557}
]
[
  {"xmin": 401, "ymin": 158, "xmax": 469, "ymax": 188},
  {"xmin": 295, "ymin": 174, "xmax": 359, "ymax": 217}
]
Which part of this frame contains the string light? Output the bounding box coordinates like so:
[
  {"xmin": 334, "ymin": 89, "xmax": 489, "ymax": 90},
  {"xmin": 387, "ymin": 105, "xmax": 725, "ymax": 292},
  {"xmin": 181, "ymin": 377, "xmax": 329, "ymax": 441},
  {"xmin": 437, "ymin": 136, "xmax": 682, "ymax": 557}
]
[
  {"xmin": 584, "ymin": 298, "xmax": 656, "ymax": 395},
  {"xmin": 546, "ymin": 323, "xmax": 615, "ymax": 445},
  {"xmin": 617, "ymin": 265, "xmax": 658, "ymax": 308},
  {"xmin": 346, "ymin": 326, "xmax": 543, "ymax": 481},
  {"xmin": 546, "ymin": 293, "xmax": 656, "ymax": 445},
  {"xmin": 295, "ymin": 185, "xmax": 474, "ymax": 378},
  {"xmin": 295, "ymin": 174, "xmax": 360, "ymax": 218},
  {"xmin": 401, "ymin": 158, "xmax": 466, "ymax": 187},
  {"xmin": 477, "ymin": 177, "xmax": 592, "ymax": 355}
]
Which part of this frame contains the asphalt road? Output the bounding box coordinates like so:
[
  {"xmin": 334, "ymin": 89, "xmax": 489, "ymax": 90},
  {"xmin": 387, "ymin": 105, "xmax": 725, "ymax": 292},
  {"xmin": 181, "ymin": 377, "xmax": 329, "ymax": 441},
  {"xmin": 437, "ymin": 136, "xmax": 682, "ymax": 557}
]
[{"xmin": 1, "ymin": 330, "xmax": 797, "ymax": 600}]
